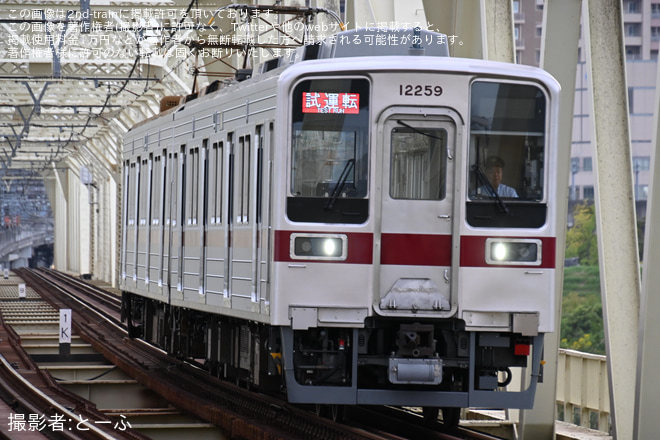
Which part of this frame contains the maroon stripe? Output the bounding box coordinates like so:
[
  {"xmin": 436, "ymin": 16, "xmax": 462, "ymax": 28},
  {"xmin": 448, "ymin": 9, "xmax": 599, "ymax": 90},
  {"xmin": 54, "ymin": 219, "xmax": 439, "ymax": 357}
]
[
  {"xmin": 273, "ymin": 231, "xmax": 556, "ymax": 268},
  {"xmin": 380, "ymin": 233, "xmax": 452, "ymax": 266},
  {"xmin": 460, "ymin": 235, "xmax": 556, "ymax": 269}
]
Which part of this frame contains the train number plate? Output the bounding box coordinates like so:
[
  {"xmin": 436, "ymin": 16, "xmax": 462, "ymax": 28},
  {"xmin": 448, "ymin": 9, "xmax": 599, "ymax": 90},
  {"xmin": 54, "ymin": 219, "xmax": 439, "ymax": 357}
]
[{"xmin": 399, "ymin": 84, "xmax": 443, "ymax": 96}]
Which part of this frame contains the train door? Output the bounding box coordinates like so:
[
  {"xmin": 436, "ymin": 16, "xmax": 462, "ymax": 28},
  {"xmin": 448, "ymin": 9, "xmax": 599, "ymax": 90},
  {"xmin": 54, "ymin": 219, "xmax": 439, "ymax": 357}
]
[{"xmin": 376, "ymin": 110, "xmax": 457, "ymax": 316}]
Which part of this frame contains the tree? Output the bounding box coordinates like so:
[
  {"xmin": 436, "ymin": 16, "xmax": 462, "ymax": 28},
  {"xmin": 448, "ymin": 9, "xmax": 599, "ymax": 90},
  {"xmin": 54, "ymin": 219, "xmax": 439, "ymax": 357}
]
[
  {"xmin": 566, "ymin": 203, "xmax": 599, "ymax": 266},
  {"xmin": 560, "ymin": 291, "xmax": 605, "ymax": 355}
]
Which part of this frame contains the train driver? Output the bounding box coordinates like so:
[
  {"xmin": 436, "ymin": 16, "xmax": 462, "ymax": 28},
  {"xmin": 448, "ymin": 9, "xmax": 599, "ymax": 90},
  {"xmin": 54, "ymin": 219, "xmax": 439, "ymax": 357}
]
[{"xmin": 481, "ymin": 156, "xmax": 519, "ymax": 198}]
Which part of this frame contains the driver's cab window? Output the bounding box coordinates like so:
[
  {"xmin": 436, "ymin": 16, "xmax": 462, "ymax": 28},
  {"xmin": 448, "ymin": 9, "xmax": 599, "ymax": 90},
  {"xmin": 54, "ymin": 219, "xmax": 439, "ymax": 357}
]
[
  {"xmin": 469, "ymin": 81, "xmax": 546, "ymax": 202},
  {"xmin": 287, "ymin": 77, "xmax": 370, "ymax": 224}
]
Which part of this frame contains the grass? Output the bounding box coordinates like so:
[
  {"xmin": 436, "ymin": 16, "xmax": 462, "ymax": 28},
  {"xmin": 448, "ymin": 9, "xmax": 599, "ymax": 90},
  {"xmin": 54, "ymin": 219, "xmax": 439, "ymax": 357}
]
[{"xmin": 562, "ymin": 266, "xmax": 601, "ymax": 297}]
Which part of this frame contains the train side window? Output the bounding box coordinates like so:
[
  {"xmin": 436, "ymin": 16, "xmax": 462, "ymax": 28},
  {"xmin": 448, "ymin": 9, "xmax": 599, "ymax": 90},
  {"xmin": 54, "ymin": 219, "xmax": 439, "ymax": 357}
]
[
  {"xmin": 127, "ymin": 161, "xmax": 137, "ymax": 227},
  {"xmin": 236, "ymin": 135, "xmax": 251, "ymax": 224},
  {"xmin": 186, "ymin": 147, "xmax": 200, "ymax": 225},
  {"xmin": 201, "ymin": 139, "xmax": 209, "ymax": 228},
  {"xmin": 467, "ymin": 80, "xmax": 548, "ymax": 228},
  {"xmin": 390, "ymin": 127, "xmax": 447, "ymax": 200},
  {"xmin": 228, "ymin": 134, "xmax": 234, "ymax": 225},
  {"xmin": 160, "ymin": 152, "xmax": 168, "ymax": 226},
  {"xmin": 171, "ymin": 151, "xmax": 180, "ymax": 227},
  {"xmin": 255, "ymin": 125, "xmax": 264, "ymax": 224},
  {"xmin": 139, "ymin": 157, "xmax": 150, "ymax": 226},
  {"xmin": 210, "ymin": 141, "xmax": 223, "ymax": 224},
  {"xmin": 151, "ymin": 155, "xmax": 162, "ymax": 225}
]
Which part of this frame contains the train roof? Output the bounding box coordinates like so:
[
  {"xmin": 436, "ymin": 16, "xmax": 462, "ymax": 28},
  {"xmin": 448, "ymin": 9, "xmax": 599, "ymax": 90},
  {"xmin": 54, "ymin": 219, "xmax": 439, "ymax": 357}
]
[{"xmin": 125, "ymin": 28, "xmax": 558, "ymax": 137}]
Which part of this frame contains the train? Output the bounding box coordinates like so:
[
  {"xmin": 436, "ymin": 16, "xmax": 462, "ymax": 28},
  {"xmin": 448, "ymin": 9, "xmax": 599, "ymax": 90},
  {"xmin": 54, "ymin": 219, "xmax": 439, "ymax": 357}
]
[{"xmin": 120, "ymin": 26, "xmax": 561, "ymax": 423}]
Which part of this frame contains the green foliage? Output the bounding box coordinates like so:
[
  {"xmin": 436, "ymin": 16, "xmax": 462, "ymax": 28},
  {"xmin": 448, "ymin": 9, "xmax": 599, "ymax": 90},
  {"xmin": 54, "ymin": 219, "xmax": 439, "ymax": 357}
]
[
  {"xmin": 560, "ymin": 266, "xmax": 605, "ymax": 355},
  {"xmin": 565, "ymin": 203, "xmax": 599, "ymax": 266},
  {"xmin": 560, "ymin": 201, "xmax": 648, "ymax": 355}
]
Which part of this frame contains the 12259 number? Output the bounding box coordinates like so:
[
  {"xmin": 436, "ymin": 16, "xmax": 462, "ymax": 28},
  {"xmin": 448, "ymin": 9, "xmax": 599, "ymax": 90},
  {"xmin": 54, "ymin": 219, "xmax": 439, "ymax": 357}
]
[{"xmin": 399, "ymin": 84, "xmax": 443, "ymax": 96}]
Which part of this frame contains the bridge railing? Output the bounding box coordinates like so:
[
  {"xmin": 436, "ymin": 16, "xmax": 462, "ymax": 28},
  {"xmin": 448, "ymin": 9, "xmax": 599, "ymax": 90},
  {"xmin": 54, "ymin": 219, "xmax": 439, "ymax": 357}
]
[
  {"xmin": 0, "ymin": 224, "xmax": 53, "ymax": 264},
  {"xmin": 556, "ymin": 348, "xmax": 610, "ymax": 433}
]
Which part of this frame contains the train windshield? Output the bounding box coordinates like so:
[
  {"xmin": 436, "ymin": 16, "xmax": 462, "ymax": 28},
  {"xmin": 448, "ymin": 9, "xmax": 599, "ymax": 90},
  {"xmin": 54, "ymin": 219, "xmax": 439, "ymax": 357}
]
[
  {"xmin": 288, "ymin": 78, "xmax": 370, "ymax": 224},
  {"xmin": 467, "ymin": 80, "xmax": 548, "ymax": 228}
]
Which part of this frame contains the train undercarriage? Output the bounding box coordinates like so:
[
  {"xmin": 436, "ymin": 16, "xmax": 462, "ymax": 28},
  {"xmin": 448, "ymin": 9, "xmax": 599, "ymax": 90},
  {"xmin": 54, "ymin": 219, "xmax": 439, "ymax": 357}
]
[{"xmin": 121, "ymin": 292, "xmax": 539, "ymax": 423}]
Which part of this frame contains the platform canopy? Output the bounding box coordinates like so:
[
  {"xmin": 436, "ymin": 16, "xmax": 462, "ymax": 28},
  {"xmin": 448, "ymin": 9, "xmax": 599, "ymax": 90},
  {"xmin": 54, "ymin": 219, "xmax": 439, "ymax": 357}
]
[{"xmin": 0, "ymin": 0, "xmax": 342, "ymax": 181}]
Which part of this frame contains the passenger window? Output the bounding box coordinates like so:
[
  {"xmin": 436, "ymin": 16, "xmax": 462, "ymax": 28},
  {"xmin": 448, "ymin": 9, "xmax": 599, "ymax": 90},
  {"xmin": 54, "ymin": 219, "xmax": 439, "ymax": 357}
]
[
  {"xmin": 210, "ymin": 142, "xmax": 223, "ymax": 224},
  {"xmin": 236, "ymin": 135, "xmax": 251, "ymax": 224},
  {"xmin": 139, "ymin": 157, "xmax": 150, "ymax": 225},
  {"xmin": 151, "ymin": 155, "xmax": 161, "ymax": 226}
]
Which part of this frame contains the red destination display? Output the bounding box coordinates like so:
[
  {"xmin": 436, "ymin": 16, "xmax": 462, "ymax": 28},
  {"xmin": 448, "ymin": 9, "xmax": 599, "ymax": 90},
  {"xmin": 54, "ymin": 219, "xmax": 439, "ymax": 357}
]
[{"xmin": 302, "ymin": 92, "xmax": 360, "ymax": 114}]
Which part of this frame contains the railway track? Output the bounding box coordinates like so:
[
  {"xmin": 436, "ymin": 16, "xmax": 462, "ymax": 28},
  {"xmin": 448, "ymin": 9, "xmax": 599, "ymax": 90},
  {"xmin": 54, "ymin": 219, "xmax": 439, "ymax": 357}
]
[
  {"xmin": 8, "ymin": 268, "xmax": 504, "ymax": 440},
  {"xmin": 0, "ymin": 272, "xmax": 149, "ymax": 439}
]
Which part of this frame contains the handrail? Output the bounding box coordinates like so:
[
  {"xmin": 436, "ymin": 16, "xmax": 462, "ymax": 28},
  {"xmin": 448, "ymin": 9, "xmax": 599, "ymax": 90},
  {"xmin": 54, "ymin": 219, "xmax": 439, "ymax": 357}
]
[{"xmin": 556, "ymin": 348, "xmax": 610, "ymax": 432}]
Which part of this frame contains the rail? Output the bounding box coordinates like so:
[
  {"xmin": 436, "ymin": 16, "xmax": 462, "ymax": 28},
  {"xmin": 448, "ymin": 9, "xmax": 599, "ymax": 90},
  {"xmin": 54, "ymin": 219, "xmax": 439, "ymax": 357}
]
[{"xmin": 18, "ymin": 268, "xmax": 613, "ymax": 438}]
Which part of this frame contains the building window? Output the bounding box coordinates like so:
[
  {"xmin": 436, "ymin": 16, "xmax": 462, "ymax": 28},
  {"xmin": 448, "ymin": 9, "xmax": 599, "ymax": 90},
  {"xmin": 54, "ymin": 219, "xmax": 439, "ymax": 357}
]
[
  {"xmin": 652, "ymin": 3, "xmax": 660, "ymax": 17},
  {"xmin": 626, "ymin": 46, "xmax": 641, "ymax": 60},
  {"xmin": 513, "ymin": 1, "xmax": 519, "ymax": 13},
  {"xmin": 514, "ymin": 26, "xmax": 520, "ymax": 40},
  {"xmin": 652, "ymin": 26, "xmax": 660, "ymax": 41},
  {"xmin": 583, "ymin": 157, "xmax": 592, "ymax": 172},
  {"xmin": 652, "ymin": 50, "xmax": 659, "ymax": 61},
  {"xmin": 626, "ymin": 0, "xmax": 640, "ymax": 13},
  {"xmin": 633, "ymin": 156, "xmax": 650, "ymax": 171},
  {"xmin": 626, "ymin": 23, "xmax": 641, "ymax": 37},
  {"xmin": 583, "ymin": 185, "xmax": 595, "ymax": 200},
  {"xmin": 536, "ymin": 26, "xmax": 543, "ymax": 38}
]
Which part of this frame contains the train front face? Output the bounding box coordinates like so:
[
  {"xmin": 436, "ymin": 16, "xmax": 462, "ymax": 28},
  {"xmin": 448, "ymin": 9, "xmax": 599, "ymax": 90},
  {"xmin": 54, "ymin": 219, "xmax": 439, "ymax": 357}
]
[{"xmin": 272, "ymin": 57, "xmax": 559, "ymax": 409}]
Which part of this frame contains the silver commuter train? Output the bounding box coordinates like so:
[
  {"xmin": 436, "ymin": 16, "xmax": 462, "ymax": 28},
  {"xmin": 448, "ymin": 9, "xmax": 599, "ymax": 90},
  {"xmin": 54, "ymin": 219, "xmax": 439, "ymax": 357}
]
[{"xmin": 120, "ymin": 27, "xmax": 560, "ymax": 421}]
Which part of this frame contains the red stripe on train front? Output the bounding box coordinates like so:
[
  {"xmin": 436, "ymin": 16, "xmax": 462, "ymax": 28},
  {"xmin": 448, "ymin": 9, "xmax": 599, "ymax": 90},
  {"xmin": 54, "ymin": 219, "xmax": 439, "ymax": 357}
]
[
  {"xmin": 274, "ymin": 231, "xmax": 452, "ymax": 266},
  {"xmin": 460, "ymin": 235, "xmax": 557, "ymax": 269},
  {"xmin": 273, "ymin": 231, "xmax": 555, "ymax": 268},
  {"xmin": 380, "ymin": 233, "xmax": 452, "ymax": 266}
]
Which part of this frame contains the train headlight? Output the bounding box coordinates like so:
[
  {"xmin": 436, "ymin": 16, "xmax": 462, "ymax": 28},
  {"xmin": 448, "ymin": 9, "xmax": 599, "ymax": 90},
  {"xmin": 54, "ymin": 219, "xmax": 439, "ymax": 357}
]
[
  {"xmin": 485, "ymin": 239, "xmax": 542, "ymax": 265},
  {"xmin": 291, "ymin": 234, "xmax": 347, "ymax": 260}
]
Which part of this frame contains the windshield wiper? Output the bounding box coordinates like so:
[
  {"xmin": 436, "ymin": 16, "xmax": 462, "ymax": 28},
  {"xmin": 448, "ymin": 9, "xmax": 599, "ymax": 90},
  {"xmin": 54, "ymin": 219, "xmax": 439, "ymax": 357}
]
[
  {"xmin": 471, "ymin": 164, "xmax": 510, "ymax": 214},
  {"xmin": 326, "ymin": 158, "xmax": 355, "ymax": 210},
  {"xmin": 396, "ymin": 120, "xmax": 445, "ymax": 141}
]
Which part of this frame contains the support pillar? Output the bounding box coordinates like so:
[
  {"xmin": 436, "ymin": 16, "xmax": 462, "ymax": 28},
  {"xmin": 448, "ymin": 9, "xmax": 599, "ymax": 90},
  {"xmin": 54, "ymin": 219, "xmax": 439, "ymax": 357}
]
[
  {"xmin": 634, "ymin": 22, "xmax": 660, "ymax": 440},
  {"xmin": 423, "ymin": 0, "xmax": 513, "ymax": 62},
  {"xmin": 423, "ymin": 0, "xmax": 484, "ymax": 59},
  {"xmin": 584, "ymin": 1, "xmax": 641, "ymax": 438},
  {"xmin": 520, "ymin": 1, "xmax": 582, "ymax": 439}
]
